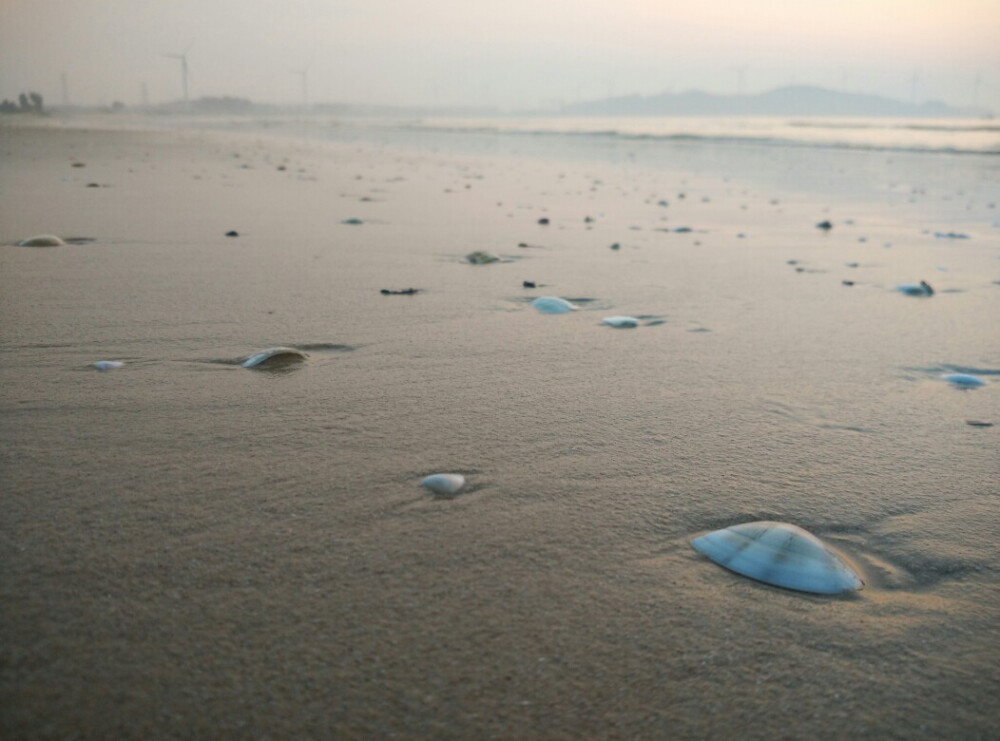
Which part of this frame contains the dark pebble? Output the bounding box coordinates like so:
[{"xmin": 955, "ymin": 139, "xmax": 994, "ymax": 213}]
[
  {"xmin": 537, "ymin": 217, "xmax": 550, "ymax": 225},
  {"xmin": 842, "ymin": 280, "xmax": 855, "ymax": 286},
  {"xmin": 966, "ymin": 420, "xmax": 994, "ymax": 427},
  {"xmin": 380, "ymin": 288, "xmax": 420, "ymax": 295},
  {"xmin": 816, "ymin": 220, "xmax": 833, "ymax": 230},
  {"xmin": 225, "ymin": 230, "xmax": 239, "ymax": 237},
  {"xmin": 610, "ymin": 243, "xmax": 620, "ymax": 250},
  {"xmin": 522, "ymin": 281, "xmax": 536, "ymax": 288}
]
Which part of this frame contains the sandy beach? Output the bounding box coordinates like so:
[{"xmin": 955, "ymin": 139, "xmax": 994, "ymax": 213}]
[{"xmin": 1, "ymin": 117, "xmax": 998, "ymax": 739}]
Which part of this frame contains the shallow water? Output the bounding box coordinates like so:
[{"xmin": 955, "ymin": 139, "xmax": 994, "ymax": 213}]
[{"xmin": 1, "ymin": 121, "xmax": 998, "ymax": 738}]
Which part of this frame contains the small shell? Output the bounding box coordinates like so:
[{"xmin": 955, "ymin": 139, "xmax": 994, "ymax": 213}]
[
  {"xmin": 466, "ymin": 251, "xmax": 501, "ymax": 265},
  {"xmin": 92, "ymin": 360, "xmax": 123, "ymax": 371},
  {"xmin": 420, "ymin": 473, "xmax": 466, "ymax": 496},
  {"xmin": 531, "ymin": 296, "xmax": 578, "ymax": 314},
  {"xmin": 18, "ymin": 234, "xmax": 66, "ymax": 247},
  {"xmin": 896, "ymin": 281, "xmax": 933, "ymax": 297},
  {"xmin": 942, "ymin": 373, "xmax": 985, "ymax": 389},
  {"xmin": 241, "ymin": 347, "xmax": 309, "ymax": 369},
  {"xmin": 690, "ymin": 521, "xmax": 863, "ymax": 595},
  {"xmin": 602, "ymin": 316, "xmax": 639, "ymax": 328}
]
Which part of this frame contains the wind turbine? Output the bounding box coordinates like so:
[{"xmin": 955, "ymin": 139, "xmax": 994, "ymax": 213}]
[
  {"xmin": 291, "ymin": 57, "xmax": 312, "ymax": 111},
  {"xmin": 164, "ymin": 43, "xmax": 193, "ymax": 109}
]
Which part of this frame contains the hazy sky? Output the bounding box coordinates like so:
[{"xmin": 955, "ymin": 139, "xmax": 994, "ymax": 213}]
[{"xmin": 1, "ymin": 0, "xmax": 998, "ymax": 111}]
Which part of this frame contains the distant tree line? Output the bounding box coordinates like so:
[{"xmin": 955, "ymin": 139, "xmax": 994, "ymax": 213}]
[{"xmin": 0, "ymin": 92, "xmax": 44, "ymax": 114}]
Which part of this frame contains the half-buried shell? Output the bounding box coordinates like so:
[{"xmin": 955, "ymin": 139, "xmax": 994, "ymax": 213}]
[
  {"xmin": 602, "ymin": 316, "xmax": 639, "ymax": 328},
  {"xmin": 420, "ymin": 473, "xmax": 466, "ymax": 496},
  {"xmin": 531, "ymin": 296, "xmax": 578, "ymax": 314},
  {"xmin": 241, "ymin": 347, "xmax": 309, "ymax": 369},
  {"xmin": 18, "ymin": 234, "xmax": 66, "ymax": 247},
  {"xmin": 942, "ymin": 373, "xmax": 985, "ymax": 389},
  {"xmin": 690, "ymin": 521, "xmax": 863, "ymax": 595}
]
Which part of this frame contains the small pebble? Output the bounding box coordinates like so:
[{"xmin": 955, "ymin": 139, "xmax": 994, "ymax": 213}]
[
  {"xmin": 522, "ymin": 281, "xmax": 536, "ymax": 288},
  {"xmin": 225, "ymin": 230, "xmax": 239, "ymax": 237},
  {"xmin": 816, "ymin": 220, "xmax": 833, "ymax": 230}
]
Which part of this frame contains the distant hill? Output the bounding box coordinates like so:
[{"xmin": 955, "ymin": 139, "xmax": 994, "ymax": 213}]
[{"xmin": 560, "ymin": 86, "xmax": 990, "ymax": 118}]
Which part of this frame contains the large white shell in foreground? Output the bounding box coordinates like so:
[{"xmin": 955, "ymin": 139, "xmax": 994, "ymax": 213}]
[
  {"xmin": 602, "ymin": 316, "xmax": 639, "ymax": 328},
  {"xmin": 532, "ymin": 296, "xmax": 578, "ymax": 314},
  {"xmin": 420, "ymin": 473, "xmax": 466, "ymax": 496},
  {"xmin": 18, "ymin": 234, "xmax": 66, "ymax": 247},
  {"xmin": 241, "ymin": 347, "xmax": 309, "ymax": 369},
  {"xmin": 690, "ymin": 521, "xmax": 863, "ymax": 595}
]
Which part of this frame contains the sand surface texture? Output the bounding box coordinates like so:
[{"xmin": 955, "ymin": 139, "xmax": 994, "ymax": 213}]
[{"xmin": 2, "ymin": 120, "xmax": 998, "ymax": 738}]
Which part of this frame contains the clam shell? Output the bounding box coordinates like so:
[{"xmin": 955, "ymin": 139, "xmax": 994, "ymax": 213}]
[
  {"xmin": 18, "ymin": 234, "xmax": 66, "ymax": 247},
  {"xmin": 942, "ymin": 373, "xmax": 985, "ymax": 389},
  {"xmin": 420, "ymin": 473, "xmax": 466, "ymax": 496},
  {"xmin": 241, "ymin": 347, "xmax": 309, "ymax": 369},
  {"xmin": 531, "ymin": 296, "xmax": 578, "ymax": 314},
  {"xmin": 92, "ymin": 360, "xmax": 123, "ymax": 371},
  {"xmin": 602, "ymin": 316, "xmax": 639, "ymax": 328},
  {"xmin": 690, "ymin": 521, "xmax": 863, "ymax": 595}
]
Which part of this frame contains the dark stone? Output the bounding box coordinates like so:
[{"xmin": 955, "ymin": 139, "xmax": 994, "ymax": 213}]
[
  {"xmin": 842, "ymin": 280, "xmax": 855, "ymax": 286},
  {"xmin": 610, "ymin": 243, "xmax": 620, "ymax": 250},
  {"xmin": 537, "ymin": 217, "xmax": 550, "ymax": 225},
  {"xmin": 522, "ymin": 281, "xmax": 536, "ymax": 288},
  {"xmin": 816, "ymin": 220, "xmax": 833, "ymax": 230},
  {"xmin": 380, "ymin": 288, "xmax": 420, "ymax": 295},
  {"xmin": 225, "ymin": 230, "xmax": 239, "ymax": 237}
]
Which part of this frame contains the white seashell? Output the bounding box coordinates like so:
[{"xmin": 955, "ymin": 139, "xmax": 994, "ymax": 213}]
[
  {"xmin": 531, "ymin": 296, "xmax": 578, "ymax": 314},
  {"xmin": 602, "ymin": 316, "xmax": 639, "ymax": 328},
  {"xmin": 420, "ymin": 473, "xmax": 466, "ymax": 496},
  {"xmin": 92, "ymin": 360, "xmax": 123, "ymax": 371},
  {"xmin": 942, "ymin": 373, "xmax": 985, "ymax": 389},
  {"xmin": 241, "ymin": 347, "xmax": 309, "ymax": 369},
  {"xmin": 466, "ymin": 250, "xmax": 501, "ymax": 265},
  {"xmin": 690, "ymin": 521, "xmax": 863, "ymax": 595},
  {"xmin": 18, "ymin": 234, "xmax": 66, "ymax": 247}
]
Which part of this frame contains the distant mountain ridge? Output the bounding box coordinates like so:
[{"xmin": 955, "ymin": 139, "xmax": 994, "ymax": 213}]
[{"xmin": 560, "ymin": 86, "xmax": 990, "ymax": 118}]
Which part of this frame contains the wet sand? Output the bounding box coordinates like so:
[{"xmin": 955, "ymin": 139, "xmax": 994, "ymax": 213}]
[{"xmin": 1, "ymin": 119, "xmax": 998, "ymax": 739}]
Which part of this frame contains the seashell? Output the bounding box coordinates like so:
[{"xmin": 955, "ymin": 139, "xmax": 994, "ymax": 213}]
[
  {"xmin": 92, "ymin": 360, "xmax": 123, "ymax": 371},
  {"xmin": 18, "ymin": 234, "xmax": 66, "ymax": 247},
  {"xmin": 690, "ymin": 521, "xmax": 863, "ymax": 595},
  {"xmin": 942, "ymin": 373, "xmax": 985, "ymax": 389},
  {"xmin": 420, "ymin": 473, "xmax": 466, "ymax": 496},
  {"xmin": 531, "ymin": 296, "xmax": 578, "ymax": 314},
  {"xmin": 466, "ymin": 250, "xmax": 501, "ymax": 265},
  {"xmin": 241, "ymin": 347, "xmax": 309, "ymax": 369},
  {"xmin": 602, "ymin": 316, "xmax": 639, "ymax": 328},
  {"xmin": 896, "ymin": 281, "xmax": 933, "ymax": 297}
]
